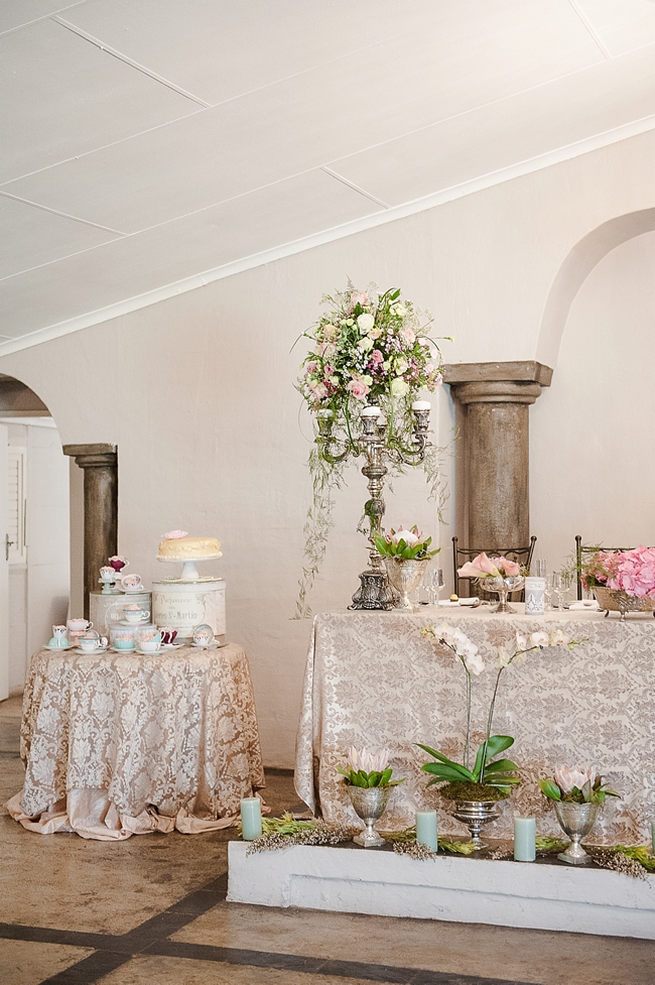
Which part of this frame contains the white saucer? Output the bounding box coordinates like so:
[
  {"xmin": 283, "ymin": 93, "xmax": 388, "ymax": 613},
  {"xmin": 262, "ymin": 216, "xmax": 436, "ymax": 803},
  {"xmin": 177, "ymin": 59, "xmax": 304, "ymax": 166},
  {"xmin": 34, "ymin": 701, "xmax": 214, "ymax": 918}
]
[
  {"xmin": 44, "ymin": 642, "xmax": 74, "ymax": 651},
  {"xmin": 74, "ymin": 646, "xmax": 108, "ymax": 655},
  {"xmin": 110, "ymin": 645, "xmax": 136, "ymax": 653},
  {"xmin": 191, "ymin": 640, "xmax": 226, "ymax": 650},
  {"xmin": 117, "ymin": 620, "xmax": 150, "ymax": 626},
  {"xmin": 160, "ymin": 642, "xmax": 182, "ymax": 649}
]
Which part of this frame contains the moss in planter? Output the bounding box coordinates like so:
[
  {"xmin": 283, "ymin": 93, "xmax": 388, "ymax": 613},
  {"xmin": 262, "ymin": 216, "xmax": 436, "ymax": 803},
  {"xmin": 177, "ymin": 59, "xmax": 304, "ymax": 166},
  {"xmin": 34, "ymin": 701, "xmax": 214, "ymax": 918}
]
[{"xmin": 439, "ymin": 782, "xmax": 512, "ymax": 803}]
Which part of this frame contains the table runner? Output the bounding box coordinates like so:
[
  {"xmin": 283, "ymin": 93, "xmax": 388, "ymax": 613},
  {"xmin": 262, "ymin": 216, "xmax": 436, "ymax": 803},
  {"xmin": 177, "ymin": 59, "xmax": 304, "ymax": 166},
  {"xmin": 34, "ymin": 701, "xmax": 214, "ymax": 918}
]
[
  {"xmin": 7, "ymin": 642, "xmax": 264, "ymax": 840},
  {"xmin": 295, "ymin": 608, "xmax": 655, "ymax": 842}
]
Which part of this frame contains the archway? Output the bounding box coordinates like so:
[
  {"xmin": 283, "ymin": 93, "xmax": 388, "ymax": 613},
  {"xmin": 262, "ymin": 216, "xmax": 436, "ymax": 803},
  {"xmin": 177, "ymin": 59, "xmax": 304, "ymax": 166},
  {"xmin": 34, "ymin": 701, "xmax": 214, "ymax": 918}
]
[
  {"xmin": 537, "ymin": 208, "xmax": 655, "ymax": 367},
  {"xmin": 0, "ymin": 376, "xmax": 71, "ymax": 695},
  {"xmin": 531, "ymin": 209, "xmax": 655, "ymax": 569}
]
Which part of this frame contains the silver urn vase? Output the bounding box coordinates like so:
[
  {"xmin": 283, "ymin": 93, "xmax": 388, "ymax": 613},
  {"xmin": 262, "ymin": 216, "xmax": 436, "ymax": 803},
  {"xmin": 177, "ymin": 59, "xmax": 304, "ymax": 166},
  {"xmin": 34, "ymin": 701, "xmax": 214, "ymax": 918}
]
[
  {"xmin": 479, "ymin": 575, "xmax": 524, "ymax": 613},
  {"xmin": 347, "ymin": 785, "xmax": 391, "ymax": 847},
  {"xmin": 384, "ymin": 557, "xmax": 430, "ymax": 610},
  {"xmin": 451, "ymin": 799, "xmax": 502, "ymax": 849},
  {"xmin": 554, "ymin": 801, "xmax": 600, "ymax": 864}
]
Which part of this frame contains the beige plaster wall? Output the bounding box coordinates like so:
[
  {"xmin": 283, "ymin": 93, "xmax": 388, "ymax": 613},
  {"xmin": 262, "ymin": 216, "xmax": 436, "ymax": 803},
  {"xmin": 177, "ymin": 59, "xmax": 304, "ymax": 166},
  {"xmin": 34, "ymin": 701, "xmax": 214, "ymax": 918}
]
[{"xmin": 1, "ymin": 130, "xmax": 654, "ymax": 765}]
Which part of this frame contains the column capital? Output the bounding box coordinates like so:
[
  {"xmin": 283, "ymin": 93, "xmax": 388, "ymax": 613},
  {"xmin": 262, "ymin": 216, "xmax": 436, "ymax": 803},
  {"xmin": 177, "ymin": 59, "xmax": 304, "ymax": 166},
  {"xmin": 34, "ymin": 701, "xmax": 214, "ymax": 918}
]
[
  {"xmin": 444, "ymin": 360, "xmax": 552, "ymax": 406},
  {"xmin": 443, "ymin": 360, "xmax": 553, "ymax": 386},
  {"xmin": 63, "ymin": 443, "xmax": 117, "ymax": 468}
]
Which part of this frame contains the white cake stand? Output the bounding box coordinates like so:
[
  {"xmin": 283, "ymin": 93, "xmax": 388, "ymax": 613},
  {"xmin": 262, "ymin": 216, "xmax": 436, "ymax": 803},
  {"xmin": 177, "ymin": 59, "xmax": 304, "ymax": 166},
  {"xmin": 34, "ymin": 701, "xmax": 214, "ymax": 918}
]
[{"xmin": 156, "ymin": 553, "xmax": 222, "ymax": 582}]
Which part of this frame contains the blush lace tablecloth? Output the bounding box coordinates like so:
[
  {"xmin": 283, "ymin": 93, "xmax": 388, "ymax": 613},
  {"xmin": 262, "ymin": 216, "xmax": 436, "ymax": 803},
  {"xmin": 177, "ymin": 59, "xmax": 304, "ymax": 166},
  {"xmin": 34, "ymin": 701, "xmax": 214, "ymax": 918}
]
[
  {"xmin": 7, "ymin": 642, "xmax": 264, "ymax": 840},
  {"xmin": 294, "ymin": 608, "xmax": 655, "ymax": 843}
]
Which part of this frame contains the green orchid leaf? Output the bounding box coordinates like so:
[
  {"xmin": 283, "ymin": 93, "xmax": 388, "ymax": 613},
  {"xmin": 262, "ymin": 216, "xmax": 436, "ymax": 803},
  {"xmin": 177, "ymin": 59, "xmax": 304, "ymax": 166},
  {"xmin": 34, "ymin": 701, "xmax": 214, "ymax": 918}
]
[
  {"xmin": 416, "ymin": 744, "xmax": 459, "ymax": 765},
  {"xmin": 420, "ymin": 762, "xmax": 475, "ymax": 782},
  {"xmin": 484, "ymin": 735, "xmax": 515, "ymax": 759},
  {"xmin": 484, "ymin": 758, "xmax": 519, "ymax": 774}
]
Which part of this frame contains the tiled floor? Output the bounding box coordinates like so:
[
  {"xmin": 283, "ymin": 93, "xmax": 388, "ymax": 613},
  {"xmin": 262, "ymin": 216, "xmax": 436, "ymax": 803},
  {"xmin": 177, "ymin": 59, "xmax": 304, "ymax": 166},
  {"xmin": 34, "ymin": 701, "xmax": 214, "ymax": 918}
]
[{"xmin": 1, "ymin": 693, "xmax": 654, "ymax": 985}]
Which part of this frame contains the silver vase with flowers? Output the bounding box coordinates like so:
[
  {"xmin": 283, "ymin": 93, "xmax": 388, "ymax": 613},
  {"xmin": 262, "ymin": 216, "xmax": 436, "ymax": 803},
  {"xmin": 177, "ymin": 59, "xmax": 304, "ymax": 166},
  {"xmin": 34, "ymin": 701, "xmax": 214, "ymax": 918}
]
[
  {"xmin": 338, "ymin": 746, "xmax": 404, "ymax": 847},
  {"xmin": 539, "ymin": 765, "xmax": 619, "ymax": 864}
]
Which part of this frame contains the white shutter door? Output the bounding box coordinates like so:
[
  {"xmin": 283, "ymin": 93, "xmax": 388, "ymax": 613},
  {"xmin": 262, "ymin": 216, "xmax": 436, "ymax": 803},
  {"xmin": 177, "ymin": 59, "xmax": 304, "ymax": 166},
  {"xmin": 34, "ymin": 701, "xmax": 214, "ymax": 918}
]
[
  {"xmin": 7, "ymin": 447, "xmax": 26, "ymax": 564},
  {"xmin": 0, "ymin": 425, "xmax": 8, "ymax": 699}
]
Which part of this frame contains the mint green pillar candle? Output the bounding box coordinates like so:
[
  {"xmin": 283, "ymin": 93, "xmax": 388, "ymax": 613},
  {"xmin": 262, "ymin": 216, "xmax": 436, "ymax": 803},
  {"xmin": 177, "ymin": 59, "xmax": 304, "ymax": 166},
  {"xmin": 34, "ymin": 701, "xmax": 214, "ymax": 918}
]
[
  {"xmin": 513, "ymin": 816, "xmax": 536, "ymax": 861},
  {"xmin": 240, "ymin": 797, "xmax": 262, "ymax": 840},
  {"xmin": 416, "ymin": 810, "xmax": 438, "ymax": 851}
]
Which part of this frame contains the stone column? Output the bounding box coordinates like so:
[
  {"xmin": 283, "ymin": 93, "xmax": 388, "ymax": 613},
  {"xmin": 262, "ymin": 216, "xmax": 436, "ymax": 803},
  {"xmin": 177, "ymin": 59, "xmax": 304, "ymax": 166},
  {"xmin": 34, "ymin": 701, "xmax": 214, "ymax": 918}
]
[
  {"xmin": 62, "ymin": 444, "xmax": 117, "ymax": 618},
  {"xmin": 443, "ymin": 361, "xmax": 552, "ymax": 549}
]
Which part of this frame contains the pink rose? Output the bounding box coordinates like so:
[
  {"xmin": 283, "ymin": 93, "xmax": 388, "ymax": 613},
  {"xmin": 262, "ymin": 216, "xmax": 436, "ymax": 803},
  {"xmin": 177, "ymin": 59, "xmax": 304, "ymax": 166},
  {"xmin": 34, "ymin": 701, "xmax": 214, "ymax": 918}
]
[{"xmin": 348, "ymin": 379, "xmax": 370, "ymax": 400}]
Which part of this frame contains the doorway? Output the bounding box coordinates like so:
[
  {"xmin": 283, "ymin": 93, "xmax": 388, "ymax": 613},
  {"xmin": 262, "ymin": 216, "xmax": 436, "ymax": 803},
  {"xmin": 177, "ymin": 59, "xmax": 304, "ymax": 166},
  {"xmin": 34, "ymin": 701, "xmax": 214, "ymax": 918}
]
[{"xmin": 0, "ymin": 377, "xmax": 70, "ymax": 696}]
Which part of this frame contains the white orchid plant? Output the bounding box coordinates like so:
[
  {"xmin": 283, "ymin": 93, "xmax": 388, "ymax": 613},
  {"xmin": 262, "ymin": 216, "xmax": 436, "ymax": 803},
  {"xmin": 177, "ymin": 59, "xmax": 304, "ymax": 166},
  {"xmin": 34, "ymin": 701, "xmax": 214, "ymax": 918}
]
[
  {"xmin": 539, "ymin": 765, "xmax": 619, "ymax": 805},
  {"xmin": 337, "ymin": 746, "xmax": 405, "ymax": 789},
  {"xmin": 418, "ymin": 626, "xmax": 584, "ymax": 800}
]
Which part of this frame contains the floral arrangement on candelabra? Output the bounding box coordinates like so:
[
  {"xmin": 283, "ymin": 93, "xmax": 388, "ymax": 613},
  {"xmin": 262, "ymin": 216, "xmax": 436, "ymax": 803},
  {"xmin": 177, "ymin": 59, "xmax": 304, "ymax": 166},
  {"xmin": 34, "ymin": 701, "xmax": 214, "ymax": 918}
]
[
  {"xmin": 338, "ymin": 746, "xmax": 404, "ymax": 847},
  {"xmin": 295, "ymin": 282, "xmax": 448, "ymax": 617},
  {"xmin": 418, "ymin": 625, "xmax": 583, "ymax": 846},
  {"xmin": 457, "ymin": 551, "xmax": 523, "ymax": 613},
  {"xmin": 539, "ymin": 765, "xmax": 619, "ymax": 865},
  {"xmin": 580, "ymin": 546, "xmax": 655, "ymax": 617}
]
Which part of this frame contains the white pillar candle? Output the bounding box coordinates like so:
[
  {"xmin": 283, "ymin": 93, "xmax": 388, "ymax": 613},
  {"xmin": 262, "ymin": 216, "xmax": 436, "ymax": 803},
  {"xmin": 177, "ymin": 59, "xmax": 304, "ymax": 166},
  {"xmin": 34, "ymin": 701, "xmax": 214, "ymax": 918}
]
[
  {"xmin": 411, "ymin": 400, "xmax": 431, "ymax": 411},
  {"xmin": 240, "ymin": 797, "xmax": 262, "ymax": 841},
  {"xmin": 525, "ymin": 577, "xmax": 545, "ymax": 615},
  {"xmin": 513, "ymin": 816, "xmax": 536, "ymax": 862},
  {"xmin": 361, "ymin": 406, "xmax": 381, "ymax": 417},
  {"xmin": 415, "ymin": 810, "xmax": 438, "ymax": 851}
]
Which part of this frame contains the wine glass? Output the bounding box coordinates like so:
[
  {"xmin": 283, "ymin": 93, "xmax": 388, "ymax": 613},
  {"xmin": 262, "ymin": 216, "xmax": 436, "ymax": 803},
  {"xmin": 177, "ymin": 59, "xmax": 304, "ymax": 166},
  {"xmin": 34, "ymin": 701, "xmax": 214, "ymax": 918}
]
[
  {"xmin": 551, "ymin": 571, "xmax": 571, "ymax": 610},
  {"xmin": 431, "ymin": 568, "xmax": 445, "ymax": 605}
]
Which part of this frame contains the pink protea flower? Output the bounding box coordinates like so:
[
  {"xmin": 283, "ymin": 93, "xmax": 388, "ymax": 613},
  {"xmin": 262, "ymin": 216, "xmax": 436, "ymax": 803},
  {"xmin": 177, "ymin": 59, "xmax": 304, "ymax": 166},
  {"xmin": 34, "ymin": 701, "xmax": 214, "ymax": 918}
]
[
  {"xmin": 553, "ymin": 765, "xmax": 594, "ymax": 794},
  {"xmin": 346, "ymin": 746, "xmax": 392, "ymax": 774}
]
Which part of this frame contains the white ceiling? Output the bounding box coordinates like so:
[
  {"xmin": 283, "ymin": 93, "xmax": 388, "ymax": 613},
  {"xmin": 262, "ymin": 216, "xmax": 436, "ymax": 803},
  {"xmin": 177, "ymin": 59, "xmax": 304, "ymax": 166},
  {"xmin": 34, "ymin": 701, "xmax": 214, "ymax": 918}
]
[{"xmin": 1, "ymin": 0, "xmax": 655, "ymax": 353}]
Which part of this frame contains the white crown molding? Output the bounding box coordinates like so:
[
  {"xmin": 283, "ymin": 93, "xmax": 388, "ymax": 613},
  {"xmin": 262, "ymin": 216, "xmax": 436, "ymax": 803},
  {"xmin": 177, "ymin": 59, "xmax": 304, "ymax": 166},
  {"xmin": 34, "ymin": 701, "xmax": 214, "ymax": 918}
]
[{"xmin": 1, "ymin": 113, "xmax": 654, "ymax": 358}]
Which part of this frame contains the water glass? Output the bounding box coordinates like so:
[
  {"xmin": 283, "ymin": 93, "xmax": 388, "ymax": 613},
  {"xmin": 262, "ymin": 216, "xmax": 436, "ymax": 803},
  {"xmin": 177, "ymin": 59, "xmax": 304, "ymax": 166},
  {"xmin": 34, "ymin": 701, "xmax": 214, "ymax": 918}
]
[
  {"xmin": 532, "ymin": 559, "xmax": 547, "ymax": 578},
  {"xmin": 431, "ymin": 568, "xmax": 445, "ymax": 605}
]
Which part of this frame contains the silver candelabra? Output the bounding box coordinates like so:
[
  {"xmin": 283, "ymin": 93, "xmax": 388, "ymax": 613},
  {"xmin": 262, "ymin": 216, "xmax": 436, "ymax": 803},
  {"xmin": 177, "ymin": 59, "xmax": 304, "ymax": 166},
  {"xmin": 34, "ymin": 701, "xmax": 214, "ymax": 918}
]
[{"xmin": 316, "ymin": 401, "xmax": 431, "ymax": 609}]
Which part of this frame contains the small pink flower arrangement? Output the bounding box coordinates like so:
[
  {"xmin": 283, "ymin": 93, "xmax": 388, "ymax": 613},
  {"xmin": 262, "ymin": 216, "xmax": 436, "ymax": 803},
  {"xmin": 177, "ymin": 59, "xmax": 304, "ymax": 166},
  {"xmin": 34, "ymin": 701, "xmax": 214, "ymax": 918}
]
[
  {"xmin": 581, "ymin": 546, "xmax": 655, "ymax": 599},
  {"xmin": 457, "ymin": 551, "xmax": 521, "ymax": 580},
  {"xmin": 539, "ymin": 765, "xmax": 619, "ymax": 804},
  {"xmin": 337, "ymin": 746, "xmax": 404, "ymax": 788}
]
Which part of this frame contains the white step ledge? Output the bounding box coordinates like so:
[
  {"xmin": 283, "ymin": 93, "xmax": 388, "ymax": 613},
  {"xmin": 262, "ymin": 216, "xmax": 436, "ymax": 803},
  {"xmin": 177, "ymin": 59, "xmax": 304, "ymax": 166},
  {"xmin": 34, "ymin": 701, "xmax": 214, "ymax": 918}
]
[{"xmin": 227, "ymin": 841, "xmax": 655, "ymax": 940}]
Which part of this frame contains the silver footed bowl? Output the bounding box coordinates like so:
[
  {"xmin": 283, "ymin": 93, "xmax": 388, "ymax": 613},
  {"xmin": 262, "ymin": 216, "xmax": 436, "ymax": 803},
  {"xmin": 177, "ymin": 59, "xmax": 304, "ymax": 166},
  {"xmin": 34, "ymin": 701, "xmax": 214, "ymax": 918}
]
[
  {"xmin": 479, "ymin": 575, "xmax": 524, "ymax": 613},
  {"xmin": 450, "ymin": 799, "xmax": 502, "ymax": 849},
  {"xmin": 593, "ymin": 586, "xmax": 655, "ymax": 620},
  {"xmin": 347, "ymin": 785, "xmax": 390, "ymax": 847},
  {"xmin": 553, "ymin": 801, "xmax": 600, "ymax": 864}
]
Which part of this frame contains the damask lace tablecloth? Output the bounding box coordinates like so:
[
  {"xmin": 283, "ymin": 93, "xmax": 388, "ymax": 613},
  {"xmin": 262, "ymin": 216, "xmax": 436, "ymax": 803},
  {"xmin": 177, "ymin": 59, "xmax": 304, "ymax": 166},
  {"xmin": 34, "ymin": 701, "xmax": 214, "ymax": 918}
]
[
  {"xmin": 7, "ymin": 643, "xmax": 264, "ymax": 840},
  {"xmin": 294, "ymin": 608, "xmax": 655, "ymax": 842}
]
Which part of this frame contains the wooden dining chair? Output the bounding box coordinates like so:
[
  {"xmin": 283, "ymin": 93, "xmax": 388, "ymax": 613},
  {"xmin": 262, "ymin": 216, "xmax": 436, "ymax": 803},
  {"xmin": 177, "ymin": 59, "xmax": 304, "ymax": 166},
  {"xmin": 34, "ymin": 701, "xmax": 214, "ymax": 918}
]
[
  {"xmin": 574, "ymin": 535, "xmax": 634, "ymax": 599},
  {"xmin": 452, "ymin": 535, "xmax": 537, "ymax": 599}
]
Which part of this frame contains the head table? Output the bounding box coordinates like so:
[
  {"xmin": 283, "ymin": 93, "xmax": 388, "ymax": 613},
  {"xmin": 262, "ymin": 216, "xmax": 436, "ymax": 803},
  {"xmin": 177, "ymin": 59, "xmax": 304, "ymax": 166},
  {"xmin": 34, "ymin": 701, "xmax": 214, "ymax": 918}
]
[
  {"xmin": 7, "ymin": 642, "xmax": 264, "ymax": 840},
  {"xmin": 294, "ymin": 606, "xmax": 655, "ymax": 843}
]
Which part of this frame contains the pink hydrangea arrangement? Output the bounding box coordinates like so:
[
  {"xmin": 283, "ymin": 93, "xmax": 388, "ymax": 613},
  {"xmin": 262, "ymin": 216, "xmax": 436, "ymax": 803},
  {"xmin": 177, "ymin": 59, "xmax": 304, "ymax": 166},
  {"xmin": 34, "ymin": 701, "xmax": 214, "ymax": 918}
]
[
  {"xmin": 457, "ymin": 551, "xmax": 521, "ymax": 580},
  {"xmin": 581, "ymin": 546, "xmax": 655, "ymax": 599}
]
